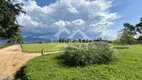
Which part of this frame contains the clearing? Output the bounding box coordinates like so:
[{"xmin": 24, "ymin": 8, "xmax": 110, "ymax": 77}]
[{"xmin": 24, "ymin": 45, "xmax": 142, "ymax": 80}]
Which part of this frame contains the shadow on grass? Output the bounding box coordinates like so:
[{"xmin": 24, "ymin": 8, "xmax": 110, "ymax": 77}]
[
  {"xmin": 113, "ymin": 46, "xmax": 129, "ymax": 49},
  {"xmin": 55, "ymin": 54, "xmax": 116, "ymax": 68},
  {"xmin": 14, "ymin": 66, "xmax": 28, "ymax": 80},
  {"xmin": 55, "ymin": 55, "xmax": 81, "ymax": 67}
]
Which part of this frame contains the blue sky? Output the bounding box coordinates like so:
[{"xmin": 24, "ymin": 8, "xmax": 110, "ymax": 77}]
[
  {"xmin": 110, "ymin": 0, "xmax": 142, "ymax": 30},
  {"xmin": 11, "ymin": 0, "xmax": 142, "ymax": 42},
  {"xmin": 35, "ymin": 0, "xmax": 57, "ymax": 6}
]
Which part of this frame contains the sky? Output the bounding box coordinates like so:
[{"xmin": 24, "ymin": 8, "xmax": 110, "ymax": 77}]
[{"xmin": 12, "ymin": 0, "xmax": 142, "ymax": 42}]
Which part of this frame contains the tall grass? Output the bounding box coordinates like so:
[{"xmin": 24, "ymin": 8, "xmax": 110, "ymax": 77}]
[{"xmin": 63, "ymin": 42, "xmax": 116, "ymax": 66}]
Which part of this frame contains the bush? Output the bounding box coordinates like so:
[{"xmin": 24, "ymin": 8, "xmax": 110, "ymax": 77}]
[
  {"xmin": 139, "ymin": 40, "xmax": 142, "ymax": 44},
  {"xmin": 39, "ymin": 41, "xmax": 42, "ymax": 44},
  {"xmin": 63, "ymin": 42, "xmax": 116, "ymax": 66}
]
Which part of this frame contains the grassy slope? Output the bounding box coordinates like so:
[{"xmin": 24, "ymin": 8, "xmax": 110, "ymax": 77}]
[
  {"xmin": 24, "ymin": 45, "xmax": 142, "ymax": 80},
  {"xmin": 22, "ymin": 43, "xmax": 66, "ymax": 52}
]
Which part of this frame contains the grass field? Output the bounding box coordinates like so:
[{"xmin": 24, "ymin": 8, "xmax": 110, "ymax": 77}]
[
  {"xmin": 22, "ymin": 45, "xmax": 142, "ymax": 80},
  {"xmin": 22, "ymin": 43, "xmax": 67, "ymax": 52},
  {"xmin": 21, "ymin": 43, "xmax": 88, "ymax": 52}
]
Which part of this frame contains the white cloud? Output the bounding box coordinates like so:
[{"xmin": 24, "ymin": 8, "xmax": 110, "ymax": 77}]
[
  {"xmin": 17, "ymin": 14, "xmax": 39, "ymax": 27},
  {"xmin": 72, "ymin": 19, "xmax": 85, "ymax": 25},
  {"xmin": 68, "ymin": 7, "xmax": 78, "ymax": 13},
  {"xmin": 53, "ymin": 20, "xmax": 68, "ymax": 28},
  {"xmin": 15, "ymin": 0, "xmax": 119, "ymax": 40}
]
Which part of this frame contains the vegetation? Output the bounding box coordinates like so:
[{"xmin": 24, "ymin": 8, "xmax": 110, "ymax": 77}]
[
  {"xmin": 20, "ymin": 45, "xmax": 142, "ymax": 80},
  {"xmin": 57, "ymin": 38, "xmax": 112, "ymax": 43},
  {"xmin": 22, "ymin": 43, "xmax": 66, "ymax": 52},
  {"xmin": 119, "ymin": 31, "xmax": 136, "ymax": 45},
  {"xmin": 7, "ymin": 34, "xmax": 23, "ymax": 44},
  {"xmin": 116, "ymin": 18, "xmax": 142, "ymax": 45},
  {"xmin": 63, "ymin": 42, "xmax": 115, "ymax": 66},
  {"xmin": 0, "ymin": 0, "xmax": 25, "ymax": 43},
  {"xmin": 0, "ymin": 0, "xmax": 141, "ymax": 80},
  {"xmin": 138, "ymin": 36, "xmax": 142, "ymax": 43}
]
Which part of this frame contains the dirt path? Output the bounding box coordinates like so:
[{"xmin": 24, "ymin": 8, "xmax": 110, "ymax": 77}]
[{"xmin": 0, "ymin": 45, "xmax": 63, "ymax": 80}]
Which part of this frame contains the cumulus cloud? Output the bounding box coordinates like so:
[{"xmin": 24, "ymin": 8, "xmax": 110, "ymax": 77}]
[
  {"xmin": 15, "ymin": 0, "xmax": 119, "ymax": 40},
  {"xmin": 72, "ymin": 19, "xmax": 85, "ymax": 25},
  {"xmin": 53, "ymin": 20, "xmax": 67, "ymax": 28}
]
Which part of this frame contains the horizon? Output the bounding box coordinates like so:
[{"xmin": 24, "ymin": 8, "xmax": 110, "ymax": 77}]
[
  {"xmin": 0, "ymin": 1, "xmax": 142, "ymax": 79},
  {"xmin": 1, "ymin": 0, "xmax": 142, "ymax": 43}
]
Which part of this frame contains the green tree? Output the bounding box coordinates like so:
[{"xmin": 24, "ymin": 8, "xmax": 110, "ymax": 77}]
[
  {"xmin": 123, "ymin": 23, "xmax": 136, "ymax": 35},
  {"xmin": 78, "ymin": 39, "xmax": 81, "ymax": 43},
  {"xmin": 119, "ymin": 31, "xmax": 135, "ymax": 45},
  {"xmin": 137, "ymin": 36, "xmax": 142, "ymax": 44},
  {"xmin": 136, "ymin": 18, "xmax": 142, "ymax": 43},
  {"xmin": 123, "ymin": 18, "xmax": 142, "ymax": 39},
  {"xmin": 96, "ymin": 38, "xmax": 102, "ymax": 42},
  {"xmin": 7, "ymin": 34, "xmax": 23, "ymax": 44},
  {"xmin": 136, "ymin": 18, "xmax": 142, "ymax": 35},
  {"xmin": 117, "ymin": 18, "xmax": 142, "ymax": 45},
  {"xmin": 0, "ymin": 0, "xmax": 25, "ymax": 43}
]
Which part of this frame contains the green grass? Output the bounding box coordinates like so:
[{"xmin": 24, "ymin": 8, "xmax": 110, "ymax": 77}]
[
  {"xmin": 23, "ymin": 45, "xmax": 142, "ymax": 80},
  {"xmin": 21, "ymin": 43, "xmax": 88, "ymax": 52},
  {"xmin": 21, "ymin": 43, "xmax": 67, "ymax": 52}
]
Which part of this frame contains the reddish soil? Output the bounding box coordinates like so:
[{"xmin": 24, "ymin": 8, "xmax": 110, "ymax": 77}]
[{"xmin": 0, "ymin": 45, "xmax": 63, "ymax": 80}]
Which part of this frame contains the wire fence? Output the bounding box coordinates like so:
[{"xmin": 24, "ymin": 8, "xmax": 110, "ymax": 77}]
[{"xmin": 0, "ymin": 43, "xmax": 14, "ymax": 49}]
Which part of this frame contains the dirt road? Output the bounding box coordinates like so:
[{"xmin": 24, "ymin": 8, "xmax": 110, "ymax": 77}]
[{"xmin": 0, "ymin": 45, "xmax": 63, "ymax": 80}]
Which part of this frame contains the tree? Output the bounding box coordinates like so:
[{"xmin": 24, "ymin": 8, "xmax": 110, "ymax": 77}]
[
  {"xmin": 138, "ymin": 36, "xmax": 142, "ymax": 41},
  {"xmin": 123, "ymin": 23, "xmax": 136, "ymax": 35},
  {"xmin": 96, "ymin": 38, "xmax": 102, "ymax": 42},
  {"xmin": 136, "ymin": 18, "xmax": 142, "ymax": 35},
  {"xmin": 117, "ymin": 18, "xmax": 142, "ymax": 45},
  {"xmin": 119, "ymin": 31, "xmax": 135, "ymax": 45},
  {"xmin": 117, "ymin": 23, "xmax": 136, "ymax": 45},
  {"xmin": 7, "ymin": 34, "xmax": 23, "ymax": 44},
  {"xmin": 123, "ymin": 18, "xmax": 142, "ymax": 38},
  {"xmin": 78, "ymin": 39, "xmax": 81, "ymax": 43},
  {"xmin": 137, "ymin": 36, "xmax": 142, "ymax": 44},
  {"xmin": 0, "ymin": 0, "xmax": 25, "ymax": 43}
]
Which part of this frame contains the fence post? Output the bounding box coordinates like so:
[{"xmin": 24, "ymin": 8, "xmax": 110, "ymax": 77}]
[{"xmin": 41, "ymin": 48, "xmax": 44, "ymax": 56}]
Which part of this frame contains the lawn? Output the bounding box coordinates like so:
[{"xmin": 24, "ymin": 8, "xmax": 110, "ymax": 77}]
[
  {"xmin": 21, "ymin": 43, "xmax": 88, "ymax": 52},
  {"xmin": 21, "ymin": 43, "xmax": 67, "ymax": 52},
  {"xmin": 22, "ymin": 45, "xmax": 142, "ymax": 80}
]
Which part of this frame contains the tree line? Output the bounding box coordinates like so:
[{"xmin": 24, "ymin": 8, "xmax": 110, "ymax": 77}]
[
  {"xmin": 57, "ymin": 38, "xmax": 112, "ymax": 43},
  {"xmin": 0, "ymin": 0, "xmax": 142, "ymax": 45}
]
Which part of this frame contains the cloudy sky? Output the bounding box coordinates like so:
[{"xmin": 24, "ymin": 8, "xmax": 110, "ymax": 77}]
[{"xmin": 13, "ymin": 0, "xmax": 142, "ymax": 42}]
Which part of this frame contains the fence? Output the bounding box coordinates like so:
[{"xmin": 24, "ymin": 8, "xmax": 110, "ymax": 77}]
[{"xmin": 0, "ymin": 43, "xmax": 14, "ymax": 49}]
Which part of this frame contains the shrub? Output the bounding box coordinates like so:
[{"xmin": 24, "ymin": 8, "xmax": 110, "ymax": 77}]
[
  {"xmin": 63, "ymin": 42, "xmax": 116, "ymax": 66},
  {"xmin": 39, "ymin": 41, "xmax": 42, "ymax": 44}
]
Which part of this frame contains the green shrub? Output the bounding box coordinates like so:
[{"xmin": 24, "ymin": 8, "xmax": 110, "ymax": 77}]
[
  {"xmin": 138, "ymin": 40, "xmax": 142, "ymax": 44},
  {"xmin": 63, "ymin": 42, "xmax": 116, "ymax": 66}
]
